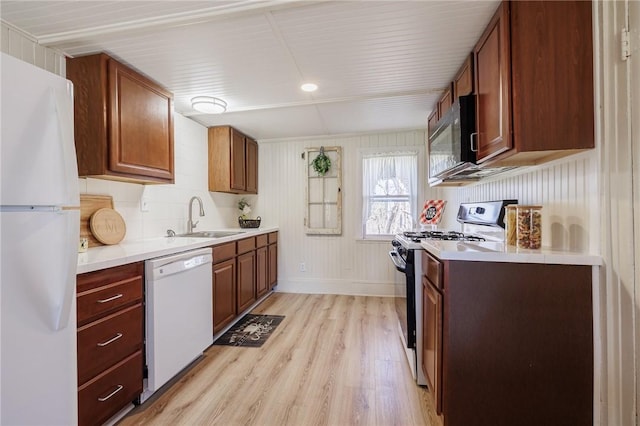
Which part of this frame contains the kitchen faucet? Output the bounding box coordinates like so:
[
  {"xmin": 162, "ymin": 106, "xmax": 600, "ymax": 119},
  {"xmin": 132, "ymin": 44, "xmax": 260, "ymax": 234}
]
[{"xmin": 187, "ymin": 196, "xmax": 205, "ymax": 234}]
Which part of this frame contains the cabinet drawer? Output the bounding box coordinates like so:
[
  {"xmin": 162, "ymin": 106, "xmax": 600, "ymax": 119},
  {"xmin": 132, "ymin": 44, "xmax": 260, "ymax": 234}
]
[
  {"xmin": 77, "ymin": 276, "xmax": 142, "ymax": 326},
  {"xmin": 213, "ymin": 242, "xmax": 236, "ymax": 263},
  {"xmin": 422, "ymin": 251, "xmax": 443, "ymax": 290},
  {"xmin": 256, "ymin": 234, "xmax": 268, "ymax": 248},
  {"xmin": 237, "ymin": 237, "xmax": 256, "ymax": 254},
  {"xmin": 268, "ymin": 232, "xmax": 278, "ymax": 244},
  {"xmin": 78, "ymin": 351, "xmax": 143, "ymax": 426},
  {"xmin": 77, "ymin": 304, "xmax": 143, "ymax": 385}
]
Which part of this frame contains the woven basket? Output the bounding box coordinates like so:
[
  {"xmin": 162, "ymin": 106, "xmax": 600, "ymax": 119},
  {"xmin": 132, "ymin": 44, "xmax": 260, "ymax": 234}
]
[{"xmin": 238, "ymin": 216, "xmax": 261, "ymax": 228}]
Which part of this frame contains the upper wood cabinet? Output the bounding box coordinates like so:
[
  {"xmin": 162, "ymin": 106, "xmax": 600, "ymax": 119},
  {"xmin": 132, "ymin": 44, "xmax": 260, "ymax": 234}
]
[
  {"xmin": 427, "ymin": 109, "xmax": 439, "ymax": 135},
  {"xmin": 208, "ymin": 126, "xmax": 258, "ymax": 194},
  {"xmin": 453, "ymin": 54, "xmax": 474, "ymax": 98},
  {"xmin": 437, "ymin": 84, "xmax": 453, "ymax": 118},
  {"xmin": 246, "ymin": 138, "xmax": 258, "ymax": 193},
  {"xmin": 67, "ymin": 53, "xmax": 174, "ymax": 184},
  {"xmin": 473, "ymin": 1, "xmax": 594, "ymax": 166}
]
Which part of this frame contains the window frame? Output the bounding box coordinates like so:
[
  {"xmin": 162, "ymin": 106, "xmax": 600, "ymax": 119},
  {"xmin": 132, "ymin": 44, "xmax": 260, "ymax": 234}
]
[{"xmin": 357, "ymin": 146, "xmax": 424, "ymax": 241}]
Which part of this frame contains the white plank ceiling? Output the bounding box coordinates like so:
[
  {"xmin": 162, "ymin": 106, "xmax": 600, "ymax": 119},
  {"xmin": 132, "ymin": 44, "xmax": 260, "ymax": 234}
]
[{"xmin": 0, "ymin": 0, "xmax": 500, "ymax": 140}]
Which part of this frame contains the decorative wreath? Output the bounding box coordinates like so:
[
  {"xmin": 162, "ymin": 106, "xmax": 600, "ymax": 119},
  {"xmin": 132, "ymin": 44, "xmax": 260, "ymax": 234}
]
[{"xmin": 312, "ymin": 147, "xmax": 331, "ymax": 176}]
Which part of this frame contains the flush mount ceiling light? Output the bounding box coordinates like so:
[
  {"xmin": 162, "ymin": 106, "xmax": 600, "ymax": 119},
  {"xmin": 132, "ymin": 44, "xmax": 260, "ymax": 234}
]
[
  {"xmin": 300, "ymin": 83, "xmax": 318, "ymax": 92},
  {"xmin": 191, "ymin": 96, "xmax": 227, "ymax": 114}
]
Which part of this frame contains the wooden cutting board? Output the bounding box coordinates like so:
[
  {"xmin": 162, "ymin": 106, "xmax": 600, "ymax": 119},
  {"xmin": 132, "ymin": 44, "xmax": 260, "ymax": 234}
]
[
  {"xmin": 80, "ymin": 194, "xmax": 114, "ymax": 247},
  {"xmin": 90, "ymin": 208, "xmax": 126, "ymax": 245}
]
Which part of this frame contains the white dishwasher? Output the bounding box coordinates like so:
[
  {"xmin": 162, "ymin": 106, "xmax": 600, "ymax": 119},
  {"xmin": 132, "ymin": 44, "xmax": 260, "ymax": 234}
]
[{"xmin": 141, "ymin": 247, "xmax": 213, "ymax": 403}]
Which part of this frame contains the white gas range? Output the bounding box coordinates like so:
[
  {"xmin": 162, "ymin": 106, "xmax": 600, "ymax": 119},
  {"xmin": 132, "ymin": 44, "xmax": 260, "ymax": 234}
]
[{"xmin": 389, "ymin": 200, "xmax": 516, "ymax": 387}]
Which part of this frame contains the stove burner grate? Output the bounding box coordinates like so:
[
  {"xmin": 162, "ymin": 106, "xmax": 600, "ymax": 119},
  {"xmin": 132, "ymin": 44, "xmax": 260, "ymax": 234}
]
[{"xmin": 402, "ymin": 230, "xmax": 486, "ymax": 242}]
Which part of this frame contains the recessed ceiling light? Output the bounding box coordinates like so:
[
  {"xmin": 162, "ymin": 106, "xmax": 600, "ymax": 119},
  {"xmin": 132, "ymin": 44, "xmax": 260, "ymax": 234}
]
[
  {"xmin": 191, "ymin": 96, "xmax": 227, "ymax": 114},
  {"xmin": 301, "ymin": 83, "xmax": 318, "ymax": 92}
]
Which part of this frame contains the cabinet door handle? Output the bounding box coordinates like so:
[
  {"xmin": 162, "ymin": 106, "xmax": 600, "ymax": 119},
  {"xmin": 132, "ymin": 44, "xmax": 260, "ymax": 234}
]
[
  {"xmin": 470, "ymin": 132, "xmax": 478, "ymax": 152},
  {"xmin": 97, "ymin": 333, "xmax": 123, "ymax": 347},
  {"xmin": 97, "ymin": 385, "xmax": 123, "ymax": 402},
  {"xmin": 96, "ymin": 294, "xmax": 123, "ymax": 303}
]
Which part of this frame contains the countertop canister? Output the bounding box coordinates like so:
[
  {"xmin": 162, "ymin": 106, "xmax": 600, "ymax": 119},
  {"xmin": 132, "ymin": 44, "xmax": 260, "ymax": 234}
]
[
  {"xmin": 516, "ymin": 205, "xmax": 543, "ymax": 249},
  {"xmin": 504, "ymin": 205, "xmax": 517, "ymax": 246}
]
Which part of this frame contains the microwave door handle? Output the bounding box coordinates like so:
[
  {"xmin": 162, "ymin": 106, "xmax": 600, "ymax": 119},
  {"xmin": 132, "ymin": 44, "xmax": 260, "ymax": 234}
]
[{"xmin": 470, "ymin": 132, "xmax": 478, "ymax": 152}]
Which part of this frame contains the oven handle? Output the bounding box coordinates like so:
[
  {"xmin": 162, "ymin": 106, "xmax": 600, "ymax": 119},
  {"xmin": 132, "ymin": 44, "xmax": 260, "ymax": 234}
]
[{"xmin": 388, "ymin": 250, "xmax": 406, "ymax": 273}]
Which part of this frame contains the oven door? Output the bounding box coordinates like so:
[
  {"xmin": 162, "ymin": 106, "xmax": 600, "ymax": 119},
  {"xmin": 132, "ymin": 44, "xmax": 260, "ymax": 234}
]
[{"xmin": 389, "ymin": 247, "xmax": 416, "ymax": 349}]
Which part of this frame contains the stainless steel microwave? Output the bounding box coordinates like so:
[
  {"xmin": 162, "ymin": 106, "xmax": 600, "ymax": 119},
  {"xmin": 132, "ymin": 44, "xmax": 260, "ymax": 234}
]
[{"xmin": 428, "ymin": 95, "xmax": 477, "ymax": 185}]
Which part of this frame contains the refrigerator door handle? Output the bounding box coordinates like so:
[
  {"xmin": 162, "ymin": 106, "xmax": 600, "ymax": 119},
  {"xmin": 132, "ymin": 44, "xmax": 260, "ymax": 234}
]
[{"xmin": 52, "ymin": 84, "xmax": 80, "ymax": 207}]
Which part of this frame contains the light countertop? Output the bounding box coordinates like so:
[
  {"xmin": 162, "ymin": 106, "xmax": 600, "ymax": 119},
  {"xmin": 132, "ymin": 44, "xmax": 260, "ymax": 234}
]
[
  {"xmin": 77, "ymin": 226, "xmax": 279, "ymax": 274},
  {"xmin": 420, "ymin": 240, "xmax": 602, "ymax": 266}
]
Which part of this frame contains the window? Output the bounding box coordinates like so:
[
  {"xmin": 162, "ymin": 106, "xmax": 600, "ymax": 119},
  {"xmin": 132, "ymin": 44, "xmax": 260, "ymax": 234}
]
[{"xmin": 361, "ymin": 151, "xmax": 418, "ymax": 238}]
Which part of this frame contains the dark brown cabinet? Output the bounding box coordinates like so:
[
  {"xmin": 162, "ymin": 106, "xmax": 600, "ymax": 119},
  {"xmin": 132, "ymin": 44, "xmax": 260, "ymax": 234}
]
[
  {"xmin": 427, "ymin": 109, "xmax": 439, "ymax": 135},
  {"xmin": 212, "ymin": 258, "xmax": 237, "ymax": 334},
  {"xmin": 76, "ymin": 262, "xmax": 144, "ymax": 426},
  {"xmin": 208, "ymin": 126, "xmax": 258, "ymax": 194},
  {"xmin": 268, "ymin": 232, "xmax": 278, "ymax": 289},
  {"xmin": 424, "ymin": 255, "xmax": 594, "ymax": 426},
  {"xmin": 211, "ymin": 232, "xmax": 276, "ymax": 334},
  {"xmin": 67, "ymin": 53, "xmax": 174, "ymax": 184},
  {"xmin": 212, "ymin": 242, "xmax": 237, "ymax": 334},
  {"xmin": 237, "ymin": 237, "xmax": 257, "ymax": 313},
  {"xmin": 473, "ymin": 0, "xmax": 594, "ymax": 166},
  {"xmin": 436, "ymin": 84, "xmax": 453, "ymax": 119},
  {"xmin": 256, "ymin": 234, "xmax": 269, "ymax": 298},
  {"xmin": 453, "ymin": 54, "xmax": 474, "ymax": 98},
  {"xmin": 246, "ymin": 138, "xmax": 258, "ymax": 193},
  {"xmin": 421, "ymin": 252, "xmax": 443, "ymax": 415}
]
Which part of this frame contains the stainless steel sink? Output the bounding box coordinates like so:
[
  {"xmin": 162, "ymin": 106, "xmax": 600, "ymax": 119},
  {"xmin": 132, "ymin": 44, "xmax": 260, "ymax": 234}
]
[{"xmin": 176, "ymin": 231, "xmax": 245, "ymax": 238}]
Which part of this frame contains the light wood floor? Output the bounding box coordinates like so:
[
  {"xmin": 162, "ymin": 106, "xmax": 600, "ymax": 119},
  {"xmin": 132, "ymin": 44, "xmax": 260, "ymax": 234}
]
[{"xmin": 119, "ymin": 293, "xmax": 442, "ymax": 426}]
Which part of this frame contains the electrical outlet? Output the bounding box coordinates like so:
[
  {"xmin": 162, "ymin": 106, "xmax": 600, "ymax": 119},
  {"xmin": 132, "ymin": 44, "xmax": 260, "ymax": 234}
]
[
  {"xmin": 140, "ymin": 198, "xmax": 149, "ymax": 212},
  {"xmin": 299, "ymin": 262, "xmax": 306, "ymax": 272}
]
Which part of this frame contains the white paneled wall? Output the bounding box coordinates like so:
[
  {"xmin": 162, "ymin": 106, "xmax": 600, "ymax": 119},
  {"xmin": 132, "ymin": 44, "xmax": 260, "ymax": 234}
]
[
  {"xmin": 436, "ymin": 151, "xmax": 599, "ymax": 253},
  {"xmin": 0, "ymin": 22, "xmax": 65, "ymax": 76},
  {"xmin": 80, "ymin": 114, "xmax": 242, "ymax": 241},
  {"xmin": 257, "ymin": 130, "xmax": 429, "ymax": 296}
]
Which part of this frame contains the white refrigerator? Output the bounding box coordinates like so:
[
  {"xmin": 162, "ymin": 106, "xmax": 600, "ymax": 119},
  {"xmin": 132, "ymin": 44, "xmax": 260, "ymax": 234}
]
[{"xmin": 0, "ymin": 52, "xmax": 80, "ymax": 425}]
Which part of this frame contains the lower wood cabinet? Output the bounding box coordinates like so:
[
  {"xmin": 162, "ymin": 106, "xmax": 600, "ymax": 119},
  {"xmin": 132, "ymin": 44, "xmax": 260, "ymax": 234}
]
[
  {"xmin": 237, "ymin": 251, "xmax": 256, "ymax": 313},
  {"xmin": 256, "ymin": 234, "xmax": 269, "ymax": 298},
  {"xmin": 424, "ymin": 254, "xmax": 594, "ymax": 426},
  {"xmin": 268, "ymin": 232, "xmax": 278, "ymax": 289},
  {"xmin": 77, "ymin": 352, "xmax": 143, "ymax": 426},
  {"xmin": 76, "ymin": 262, "xmax": 144, "ymax": 426},
  {"xmin": 211, "ymin": 232, "xmax": 278, "ymax": 335},
  {"xmin": 421, "ymin": 275, "xmax": 442, "ymax": 414},
  {"xmin": 212, "ymin": 258, "xmax": 237, "ymax": 334}
]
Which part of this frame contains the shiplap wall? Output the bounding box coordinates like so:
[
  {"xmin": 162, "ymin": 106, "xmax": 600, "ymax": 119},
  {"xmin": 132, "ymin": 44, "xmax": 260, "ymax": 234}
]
[
  {"xmin": 0, "ymin": 22, "xmax": 65, "ymax": 75},
  {"xmin": 436, "ymin": 151, "xmax": 599, "ymax": 253},
  {"xmin": 257, "ymin": 130, "xmax": 430, "ymax": 296}
]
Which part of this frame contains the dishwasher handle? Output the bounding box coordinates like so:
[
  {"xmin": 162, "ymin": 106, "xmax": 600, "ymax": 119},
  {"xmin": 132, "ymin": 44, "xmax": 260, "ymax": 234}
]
[{"xmin": 150, "ymin": 250, "xmax": 213, "ymax": 280}]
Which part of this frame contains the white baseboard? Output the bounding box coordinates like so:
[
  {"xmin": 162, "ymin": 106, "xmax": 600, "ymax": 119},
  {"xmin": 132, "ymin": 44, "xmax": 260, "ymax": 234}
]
[{"xmin": 273, "ymin": 278, "xmax": 394, "ymax": 297}]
